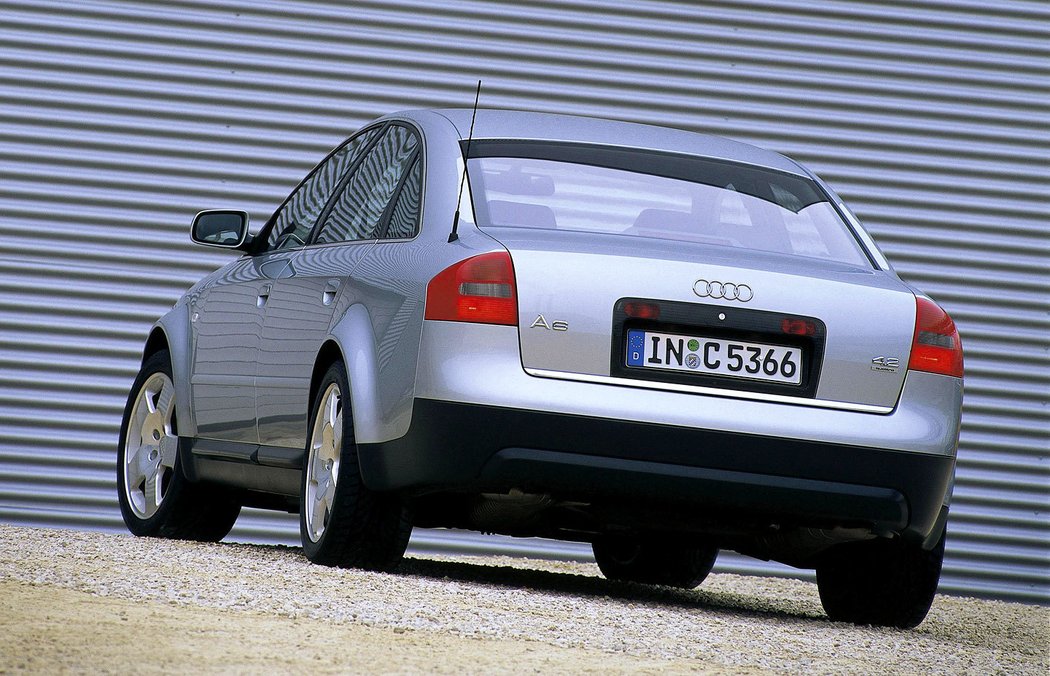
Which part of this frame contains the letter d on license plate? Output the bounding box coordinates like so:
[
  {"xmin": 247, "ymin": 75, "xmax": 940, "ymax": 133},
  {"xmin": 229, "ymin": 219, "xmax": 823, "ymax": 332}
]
[{"xmin": 626, "ymin": 329, "xmax": 802, "ymax": 385}]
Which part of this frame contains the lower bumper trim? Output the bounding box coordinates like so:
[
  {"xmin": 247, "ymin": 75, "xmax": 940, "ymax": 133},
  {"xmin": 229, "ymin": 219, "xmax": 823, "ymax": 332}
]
[
  {"xmin": 357, "ymin": 398, "xmax": 954, "ymax": 541},
  {"xmin": 481, "ymin": 448, "xmax": 908, "ymax": 532}
]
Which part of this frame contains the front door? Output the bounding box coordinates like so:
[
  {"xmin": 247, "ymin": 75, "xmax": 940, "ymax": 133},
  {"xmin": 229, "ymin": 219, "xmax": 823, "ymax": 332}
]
[{"xmin": 188, "ymin": 258, "xmax": 266, "ymax": 443}]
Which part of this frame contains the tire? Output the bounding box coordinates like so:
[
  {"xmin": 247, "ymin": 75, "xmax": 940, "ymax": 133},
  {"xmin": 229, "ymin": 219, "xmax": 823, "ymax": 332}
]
[
  {"xmin": 300, "ymin": 361, "xmax": 412, "ymax": 571},
  {"xmin": 816, "ymin": 527, "xmax": 946, "ymax": 629},
  {"xmin": 117, "ymin": 349, "xmax": 241, "ymax": 541},
  {"xmin": 592, "ymin": 536, "xmax": 719, "ymax": 589}
]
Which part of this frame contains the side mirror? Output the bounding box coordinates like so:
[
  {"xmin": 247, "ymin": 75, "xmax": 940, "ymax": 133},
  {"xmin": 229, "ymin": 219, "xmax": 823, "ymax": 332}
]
[{"xmin": 191, "ymin": 210, "xmax": 250, "ymax": 250}]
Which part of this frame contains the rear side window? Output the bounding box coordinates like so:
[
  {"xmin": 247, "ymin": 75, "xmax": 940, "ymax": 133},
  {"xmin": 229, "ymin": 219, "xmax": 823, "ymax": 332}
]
[
  {"xmin": 265, "ymin": 128, "xmax": 379, "ymax": 251},
  {"xmin": 384, "ymin": 156, "xmax": 422, "ymax": 239},
  {"xmin": 315, "ymin": 125, "xmax": 419, "ymax": 244},
  {"xmin": 467, "ymin": 143, "xmax": 869, "ymax": 267}
]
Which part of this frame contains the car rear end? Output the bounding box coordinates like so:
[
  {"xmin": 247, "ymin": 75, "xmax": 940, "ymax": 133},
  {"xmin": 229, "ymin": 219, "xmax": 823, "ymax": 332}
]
[{"xmin": 360, "ymin": 135, "xmax": 963, "ymax": 567}]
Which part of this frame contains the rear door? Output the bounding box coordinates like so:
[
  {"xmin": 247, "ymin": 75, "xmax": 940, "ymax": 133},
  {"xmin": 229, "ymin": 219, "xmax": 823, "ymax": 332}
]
[{"xmin": 255, "ymin": 124, "xmax": 422, "ymax": 448}]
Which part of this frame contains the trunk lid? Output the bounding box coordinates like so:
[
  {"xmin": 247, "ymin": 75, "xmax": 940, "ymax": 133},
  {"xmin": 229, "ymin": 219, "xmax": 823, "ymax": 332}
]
[{"xmin": 492, "ymin": 228, "xmax": 915, "ymax": 410}]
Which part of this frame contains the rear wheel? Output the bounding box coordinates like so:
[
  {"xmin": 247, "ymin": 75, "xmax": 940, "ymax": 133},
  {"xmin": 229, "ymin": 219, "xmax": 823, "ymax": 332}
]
[
  {"xmin": 592, "ymin": 536, "xmax": 719, "ymax": 589},
  {"xmin": 300, "ymin": 361, "xmax": 412, "ymax": 570},
  {"xmin": 117, "ymin": 350, "xmax": 240, "ymax": 541},
  {"xmin": 816, "ymin": 528, "xmax": 946, "ymax": 628}
]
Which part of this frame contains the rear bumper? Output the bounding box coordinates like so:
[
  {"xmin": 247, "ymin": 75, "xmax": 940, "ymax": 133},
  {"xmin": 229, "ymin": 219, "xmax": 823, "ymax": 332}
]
[
  {"xmin": 404, "ymin": 322, "xmax": 963, "ymax": 457},
  {"xmin": 358, "ymin": 398, "xmax": 955, "ymax": 544}
]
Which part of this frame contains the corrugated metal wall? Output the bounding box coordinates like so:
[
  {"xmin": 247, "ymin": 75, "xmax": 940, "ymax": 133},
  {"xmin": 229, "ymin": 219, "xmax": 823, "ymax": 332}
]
[{"xmin": 0, "ymin": 0, "xmax": 1046, "ymax": 602}]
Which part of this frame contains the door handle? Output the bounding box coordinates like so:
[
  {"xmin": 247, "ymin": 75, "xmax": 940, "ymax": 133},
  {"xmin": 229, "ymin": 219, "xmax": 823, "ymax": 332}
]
[
  {"xmin": 322, "ymin": 279, "xmax": 341, "ymax": 306},
  {"xmin": 257, "ymin": 283, "xmax": 272, "ymax": 308}
]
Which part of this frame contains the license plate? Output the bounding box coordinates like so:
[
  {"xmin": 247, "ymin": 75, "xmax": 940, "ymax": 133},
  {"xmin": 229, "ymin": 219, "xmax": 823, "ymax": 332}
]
[{"xmin": 626, "ymin": 329, "xmax": 803, "ymax": 385}]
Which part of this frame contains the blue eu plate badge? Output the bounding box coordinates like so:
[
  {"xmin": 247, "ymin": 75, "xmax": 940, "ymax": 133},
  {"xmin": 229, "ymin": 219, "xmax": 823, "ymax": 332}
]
[{"xmin": 627, "ymin": 329, "xmax": 645, "ymax": 366}]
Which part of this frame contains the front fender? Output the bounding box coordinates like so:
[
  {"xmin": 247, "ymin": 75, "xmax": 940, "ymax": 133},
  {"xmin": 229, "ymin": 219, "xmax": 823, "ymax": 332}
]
[{"xmin": 151, "ymin": 302, "xmax": 195, "ymax": 437}]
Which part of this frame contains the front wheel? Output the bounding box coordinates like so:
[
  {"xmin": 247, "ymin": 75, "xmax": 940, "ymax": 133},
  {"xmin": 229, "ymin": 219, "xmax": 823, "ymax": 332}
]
[
  {"xmin": 593, "ymin": 536, "xmax": 719, "ymax": 589},
  {"xmin": 300, "ymin": 361, "xmax": 412, "ymax": 571},
  {"xmin": 117, "ymin": 349, "xmax": 240, "ymax": 541},
  {"xmin": 816, "ymin": 528, "xmax": 946, "ymax": 629}
]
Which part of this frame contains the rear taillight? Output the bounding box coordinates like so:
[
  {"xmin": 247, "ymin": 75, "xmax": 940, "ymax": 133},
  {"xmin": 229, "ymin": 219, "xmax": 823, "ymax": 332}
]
[
  {"xmin": 908, "ymin": 296, "xmax": 963, "ymax": 378},
  {"xmin": 424, "ymin": 251, "xmax": 518, "ymax": 326}
]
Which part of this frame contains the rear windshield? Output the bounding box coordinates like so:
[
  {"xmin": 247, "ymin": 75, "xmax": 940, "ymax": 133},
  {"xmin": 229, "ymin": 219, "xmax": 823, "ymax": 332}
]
[{"xmin": 467, "ymin": 141, "xmax": 870, "ymax": 267}]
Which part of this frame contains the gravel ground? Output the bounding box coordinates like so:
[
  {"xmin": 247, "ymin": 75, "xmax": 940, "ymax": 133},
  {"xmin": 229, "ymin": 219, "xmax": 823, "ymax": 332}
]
[{"xmin": 0, "ymin": 525, "xmax": 1046, "ymax": 674}]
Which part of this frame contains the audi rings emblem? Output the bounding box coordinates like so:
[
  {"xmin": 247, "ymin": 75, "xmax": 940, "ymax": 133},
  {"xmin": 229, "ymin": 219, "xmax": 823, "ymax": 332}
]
[{"xmin": 693, "ymin": 279, "xmax": 754, "ymax": 302}]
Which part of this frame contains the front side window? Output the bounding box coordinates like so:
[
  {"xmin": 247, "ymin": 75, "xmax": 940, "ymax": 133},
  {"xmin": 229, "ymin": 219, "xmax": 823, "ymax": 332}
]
[
  {"xmin": 264, "ymin": 128, "xmax": 379, "ymax": 251},
  {"xmin": 467, "ymin": 143, "xmax": 869, "ymax": 267},
  {"xmin": 315, "ymin": 125, "xmax": 419, "ymax": 244}
]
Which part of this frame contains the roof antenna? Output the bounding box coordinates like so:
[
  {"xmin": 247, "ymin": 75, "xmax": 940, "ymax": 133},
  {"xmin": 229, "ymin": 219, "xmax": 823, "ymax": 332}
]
[{"xmin": 448, "ymin": 79, "xmax": 482, "ymax": 243}]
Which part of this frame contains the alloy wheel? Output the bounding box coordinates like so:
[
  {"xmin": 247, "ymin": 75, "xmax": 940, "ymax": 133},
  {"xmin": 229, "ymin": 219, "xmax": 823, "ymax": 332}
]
[
  {"xmin": 304, "ymin": 382, "xmax": 342, "ymax": 543},
  {"xmin": 122, "ymin": 372, "xmax": 178, "ymax": 519}
]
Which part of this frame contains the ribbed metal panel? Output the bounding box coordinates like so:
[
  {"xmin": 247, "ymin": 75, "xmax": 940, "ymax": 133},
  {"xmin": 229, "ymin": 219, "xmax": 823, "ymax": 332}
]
[{"xmin": 0, "ymin": 0, "xmax": 1046, "ymax": 602}]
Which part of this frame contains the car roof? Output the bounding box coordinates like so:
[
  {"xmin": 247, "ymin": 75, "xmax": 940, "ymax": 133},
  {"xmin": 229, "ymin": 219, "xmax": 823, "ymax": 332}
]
[{"xmin": 401, "ymin": 108, "xmax": 806, "ymax": 176}]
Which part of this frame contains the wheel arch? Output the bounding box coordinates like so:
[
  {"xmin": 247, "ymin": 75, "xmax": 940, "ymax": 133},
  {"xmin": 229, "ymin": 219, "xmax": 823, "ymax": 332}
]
[
  {"xmin": 142, "ymin": 327, "xmax": 170, "ymax": 363},
  {"xmin": 149, "ymin": 303, "xmax": 195, "ymax": 437},
  {"xmin": 309, "ymin": 340, "xmax": 345, "ymax": 416}
]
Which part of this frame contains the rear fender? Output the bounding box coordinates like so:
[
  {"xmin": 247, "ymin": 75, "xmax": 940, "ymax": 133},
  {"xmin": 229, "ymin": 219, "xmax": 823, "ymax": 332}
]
[{"xmin": 328, "ymin": 304, "xmax": 386, "ymax": 445}]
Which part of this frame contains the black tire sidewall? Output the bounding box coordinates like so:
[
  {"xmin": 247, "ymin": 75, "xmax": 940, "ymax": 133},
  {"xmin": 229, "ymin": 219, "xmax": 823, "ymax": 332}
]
[{"xmin": 816, "ymin": 528, "xmax": 946, "ymax": 628}]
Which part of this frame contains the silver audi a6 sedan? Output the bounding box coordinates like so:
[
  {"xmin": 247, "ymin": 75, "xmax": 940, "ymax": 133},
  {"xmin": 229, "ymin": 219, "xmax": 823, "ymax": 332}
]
[{"xmin": 118, "ymin": 109, "xmax": 963, "ymax": 628}]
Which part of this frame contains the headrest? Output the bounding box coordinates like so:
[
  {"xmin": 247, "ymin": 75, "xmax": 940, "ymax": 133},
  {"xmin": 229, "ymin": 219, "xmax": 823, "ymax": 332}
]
[
  {"xmin": 632, "ymin": 208, "xmax": 696, "ymax": 231},
  {"xmin": 486, "ymin": 200, "xmax": 558, "ymax": 229}
]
